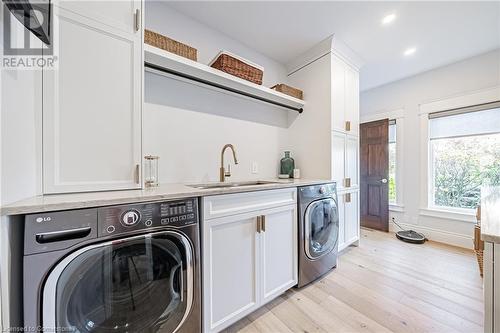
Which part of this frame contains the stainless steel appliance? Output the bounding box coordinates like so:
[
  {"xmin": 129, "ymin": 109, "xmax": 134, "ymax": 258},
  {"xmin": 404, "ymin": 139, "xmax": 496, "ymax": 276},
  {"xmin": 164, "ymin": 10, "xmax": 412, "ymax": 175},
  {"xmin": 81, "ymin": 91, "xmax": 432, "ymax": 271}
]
[
  {"xmin": 23, "ymin": 198, "xmax": 201, "ymax": 332},
  {"xmin": 298, "ymin": 183, "xmax": 339, "ymax": 287}
]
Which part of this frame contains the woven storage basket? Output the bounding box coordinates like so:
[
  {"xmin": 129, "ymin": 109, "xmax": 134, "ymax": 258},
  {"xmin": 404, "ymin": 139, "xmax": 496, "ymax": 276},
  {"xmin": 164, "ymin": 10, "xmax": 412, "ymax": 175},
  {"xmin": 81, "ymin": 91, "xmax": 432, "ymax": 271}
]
[
  {"xmin": 144, "ymin": 29, "xmax": 197, "ymax": 61},
  {"xmin": 474, "ymin": 206, "xmax": 484, "ymax": 277},
  {"xmin": 210, "ymin": 52, "xmax": 263, "ymax": 85},
  {"xmin": 271, "ymin": 84, "xmax": 303, "ymax": 100}
]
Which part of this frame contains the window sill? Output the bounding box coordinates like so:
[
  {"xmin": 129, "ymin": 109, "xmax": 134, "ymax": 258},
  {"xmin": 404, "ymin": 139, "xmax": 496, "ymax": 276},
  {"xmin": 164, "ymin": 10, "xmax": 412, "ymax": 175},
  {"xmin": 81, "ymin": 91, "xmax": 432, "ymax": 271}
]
[
  {"xmin": 389, "ymin": 204, "xmax": 404, "ymax": 212},
  {"xmin": 419, "ymin": 207, "xmax": 476, "ymax": 223}
]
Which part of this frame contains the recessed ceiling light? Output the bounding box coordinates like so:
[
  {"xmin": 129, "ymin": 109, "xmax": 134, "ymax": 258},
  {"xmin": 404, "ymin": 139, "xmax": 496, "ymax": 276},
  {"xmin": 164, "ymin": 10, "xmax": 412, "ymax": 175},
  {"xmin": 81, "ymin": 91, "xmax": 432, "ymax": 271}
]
[
  {"xmin": 404, "ymin": 47, "xmax": 416, "ymax": 56},
  {"xmin": 381, "ymin": 13, "xmax": 396, "ymax": 25}
]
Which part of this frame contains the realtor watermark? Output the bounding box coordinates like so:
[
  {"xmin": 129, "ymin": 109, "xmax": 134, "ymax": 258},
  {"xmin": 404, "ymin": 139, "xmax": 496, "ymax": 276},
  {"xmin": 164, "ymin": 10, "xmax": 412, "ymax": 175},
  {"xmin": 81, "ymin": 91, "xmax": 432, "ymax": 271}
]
[{"xmin": 2, "ymin": 1, "xmax": 57, "ymax": 69}]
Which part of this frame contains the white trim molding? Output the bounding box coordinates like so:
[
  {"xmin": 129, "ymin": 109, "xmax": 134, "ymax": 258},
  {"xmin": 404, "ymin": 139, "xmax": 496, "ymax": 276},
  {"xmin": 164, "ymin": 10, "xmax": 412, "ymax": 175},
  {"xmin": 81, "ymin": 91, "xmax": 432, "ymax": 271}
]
[
  {"xmin": 360, "ymin": 108, "xmax": 404, "ymax": 123},
  {"xmin": 419, "ymin": 85, "xmax": 500, "ymax": 115},
  {"xmin": 389, "ymin": 204, "xmax": 405, "ymax": 213}
]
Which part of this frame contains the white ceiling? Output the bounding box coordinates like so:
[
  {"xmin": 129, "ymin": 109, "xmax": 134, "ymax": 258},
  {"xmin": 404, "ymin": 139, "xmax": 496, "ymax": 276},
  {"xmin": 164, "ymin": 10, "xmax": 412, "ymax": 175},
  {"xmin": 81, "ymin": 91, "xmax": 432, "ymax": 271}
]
[{"xmin": 166, "ymin": 1, "xmax": 500, "ymax": 91}]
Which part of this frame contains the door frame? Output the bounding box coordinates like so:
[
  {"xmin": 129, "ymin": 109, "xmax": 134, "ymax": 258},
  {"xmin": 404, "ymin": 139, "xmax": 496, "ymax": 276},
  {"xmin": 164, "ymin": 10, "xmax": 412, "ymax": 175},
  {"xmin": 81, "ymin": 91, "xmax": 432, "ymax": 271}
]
[{"xmin": 360, "ymin": 109, "xmax": 405, "ymax": 212}]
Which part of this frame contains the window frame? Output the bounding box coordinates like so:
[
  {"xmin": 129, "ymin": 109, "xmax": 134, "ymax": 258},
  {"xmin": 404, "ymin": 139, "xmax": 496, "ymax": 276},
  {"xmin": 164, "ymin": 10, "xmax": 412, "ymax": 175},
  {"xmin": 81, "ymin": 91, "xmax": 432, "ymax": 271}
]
[
  {"xmin": 388, "ymin": 119, "xmax": 397, "ymax": 205},
  {"xmin": 419, "ymin": 86, "xmax": 500, "ymax": 223}
]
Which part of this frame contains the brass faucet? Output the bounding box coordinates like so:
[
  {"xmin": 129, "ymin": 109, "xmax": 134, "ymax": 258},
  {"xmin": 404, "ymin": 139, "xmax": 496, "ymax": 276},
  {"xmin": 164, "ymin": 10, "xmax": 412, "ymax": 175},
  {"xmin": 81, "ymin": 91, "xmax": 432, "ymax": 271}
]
[{"xmin": 220, "ymin": 144, "xmax": 238, "ymax": 182}]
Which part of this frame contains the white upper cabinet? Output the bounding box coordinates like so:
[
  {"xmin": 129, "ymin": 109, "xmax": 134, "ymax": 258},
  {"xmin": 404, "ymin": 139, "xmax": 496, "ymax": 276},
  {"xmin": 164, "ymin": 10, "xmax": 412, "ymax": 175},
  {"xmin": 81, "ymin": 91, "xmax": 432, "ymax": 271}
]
[
  {"xmin": 331, "ymin": 55, "xmax": 360, "ymax": 135},
  {"xmin": 331, "ymin": 57, "xmax": 346, "ymax": 132},
  {"xmin": 43, "ymin": 2, "xmax": 142, "ymax": 194},
  {"xmin": 345, "ymin": 65, "xmax": 360, "ymax": 135},
  {"xmin": 53, "ymin": 0, "xmax": 141, "ymax": 34}
]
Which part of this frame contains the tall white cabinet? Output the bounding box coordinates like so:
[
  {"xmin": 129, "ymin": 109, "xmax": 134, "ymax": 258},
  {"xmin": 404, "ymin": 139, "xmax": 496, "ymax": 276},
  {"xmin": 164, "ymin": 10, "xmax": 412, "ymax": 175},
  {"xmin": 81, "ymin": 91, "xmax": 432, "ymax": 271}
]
[
  {"xmin": 287, "ymin": 36, "xmax": 362, "ymax": 251},
  {"xmin": 43, "ymin": 1, "xmax": 143, "ymax": 194}
]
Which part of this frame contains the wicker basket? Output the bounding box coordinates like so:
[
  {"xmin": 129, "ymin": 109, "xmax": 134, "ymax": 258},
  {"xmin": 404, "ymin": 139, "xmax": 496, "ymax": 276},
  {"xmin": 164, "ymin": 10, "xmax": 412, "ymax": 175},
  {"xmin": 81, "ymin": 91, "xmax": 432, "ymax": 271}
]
[
  {"xmin": 144, "ymin": 29, "xmax": 197, "ymax": 61},
  {"xmin": 474, "ymin": 206, "xmax": 484, "ymax": 277},
  {"xmin": 210, "ymin": 51, "xmax": 263, "ymax": 85},
  {"xmin": 271, "ymin": 84, "xmax": 303, "ymax": 100}
]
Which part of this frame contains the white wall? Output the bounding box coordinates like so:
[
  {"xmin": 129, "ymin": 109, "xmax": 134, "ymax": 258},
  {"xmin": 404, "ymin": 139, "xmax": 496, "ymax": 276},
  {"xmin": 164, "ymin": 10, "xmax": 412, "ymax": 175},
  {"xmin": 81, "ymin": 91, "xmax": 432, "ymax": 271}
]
[
  {"xmin": 144, "ymin": 2, "xmax": 292, "ymax": 183},
  {"xmin": 360, "ymin": 49, "xmax": 500, "ymax": 248}
]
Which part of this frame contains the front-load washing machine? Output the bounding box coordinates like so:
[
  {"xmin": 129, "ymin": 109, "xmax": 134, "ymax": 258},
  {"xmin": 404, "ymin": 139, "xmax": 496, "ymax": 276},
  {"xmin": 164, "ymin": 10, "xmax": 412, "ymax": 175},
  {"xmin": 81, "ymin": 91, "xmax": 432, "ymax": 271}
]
[
  {"xmin": 297, "ymin": 183, "xmax": 339, "ymax": 287},
  {"xmin": 23, "ymin": 198, "xmax": 201, "ymax": 332}
]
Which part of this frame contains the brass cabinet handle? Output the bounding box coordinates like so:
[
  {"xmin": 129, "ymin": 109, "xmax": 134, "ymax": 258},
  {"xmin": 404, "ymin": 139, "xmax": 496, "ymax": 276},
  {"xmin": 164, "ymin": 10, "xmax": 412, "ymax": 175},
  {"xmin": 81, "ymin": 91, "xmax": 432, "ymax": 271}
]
[
  {"xmin": 135, "ymin": 9, "xmax": 141, "ymax": 32},
  {"xmin": 344, "ymin": 178, "xmax": 351, "ymax": 188},
  {"xmin": 345, "ymin": 120, "xmax": 351, "ymax": 131},
  {"xmin": 134, "ymin": 164, "xmax": 140, "ymax": 184},
  {"xmin": 256, "ymin": 216, "xmax": 262, "ymax": 233},
  {"xmin": 261, "ymin": 215, "xmax": 266, "ymax": 232},
  {"xmin": 345, "ymin": 193, "xmax": 351, "ymax": 203}
]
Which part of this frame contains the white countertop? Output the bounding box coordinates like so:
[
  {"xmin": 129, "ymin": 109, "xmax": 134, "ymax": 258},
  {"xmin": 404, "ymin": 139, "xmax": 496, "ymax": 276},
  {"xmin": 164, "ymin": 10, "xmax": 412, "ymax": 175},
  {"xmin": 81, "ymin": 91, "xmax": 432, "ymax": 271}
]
[
  {"xmin": 1, "ymin": 179, "xmax": 332, "ymax": 216},
  {"xmin": 481, "ymin": 186, "xmax": 500, "ymax": 243}
]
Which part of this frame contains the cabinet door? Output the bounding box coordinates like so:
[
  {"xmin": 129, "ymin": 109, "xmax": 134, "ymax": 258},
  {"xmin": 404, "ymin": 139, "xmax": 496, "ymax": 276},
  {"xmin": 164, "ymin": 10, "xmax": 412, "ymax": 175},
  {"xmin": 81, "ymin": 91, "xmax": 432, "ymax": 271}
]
[
  {"xmin": 54, "ymin": 0, "xmax": 142, "ymax": 34},
  {"xmin": 345, "ymin": 65, "xmax": 359, "ymax": 135},
  {"xmin": 337, "ymin": 193, "xmax": 346, "ymax": 250},
  {"xmin": 43, "ymin": 6, "xmax": 142, "ymax": 193},
  {"xmin": 345, "ymin": 135, "xmax": 359, "ymax": 189},
  {"xmin": 344, "ymin": 190, "xmax": 360, "ymax": 245},
  {"xmin": 331, "ymin": 131, "xmax": 346, "ymax": 190},
  {"xmin": 331, "ymin": 56, "xmax": 346, "ymax": 132},
  {"xmin": 261, "ymin": 204, "xmax": 297, "ymax": 304},
  {"xmin": 203, "ymin": 212, "xmax": 261, "ymax": 333}
]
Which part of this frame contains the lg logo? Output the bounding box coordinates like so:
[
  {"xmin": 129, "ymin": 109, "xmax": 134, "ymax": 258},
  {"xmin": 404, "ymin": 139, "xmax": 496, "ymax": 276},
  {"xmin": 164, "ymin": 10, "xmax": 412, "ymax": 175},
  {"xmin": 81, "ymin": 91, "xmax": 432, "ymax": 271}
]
[{"xmin": 35, "ymin": 216, "xmax": 52, "ymax": 223}]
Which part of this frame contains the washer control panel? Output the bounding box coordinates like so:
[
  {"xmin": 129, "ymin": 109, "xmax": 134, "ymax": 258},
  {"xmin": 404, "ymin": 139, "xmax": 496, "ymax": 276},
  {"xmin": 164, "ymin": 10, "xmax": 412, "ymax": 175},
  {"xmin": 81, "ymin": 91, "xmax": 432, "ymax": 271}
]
[{"xmin": 97, "ymin": 198, "xmax": 198, "ymax": 236}]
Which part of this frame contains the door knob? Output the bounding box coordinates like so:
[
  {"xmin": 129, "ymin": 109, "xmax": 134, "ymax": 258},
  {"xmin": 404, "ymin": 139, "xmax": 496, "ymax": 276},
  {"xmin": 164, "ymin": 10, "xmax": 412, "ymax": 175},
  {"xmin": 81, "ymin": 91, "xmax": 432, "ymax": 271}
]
[{"xmin": 380, "ymin": 178, "xmax": 388, "ymax": 184}]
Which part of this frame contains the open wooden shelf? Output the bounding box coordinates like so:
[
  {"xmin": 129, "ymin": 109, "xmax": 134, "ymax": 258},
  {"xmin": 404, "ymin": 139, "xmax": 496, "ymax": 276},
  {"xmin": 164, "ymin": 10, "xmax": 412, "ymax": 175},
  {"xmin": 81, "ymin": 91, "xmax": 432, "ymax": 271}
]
[{"xmin": 144, "ymin": 44, "xmax": 305, "ymax": 113}]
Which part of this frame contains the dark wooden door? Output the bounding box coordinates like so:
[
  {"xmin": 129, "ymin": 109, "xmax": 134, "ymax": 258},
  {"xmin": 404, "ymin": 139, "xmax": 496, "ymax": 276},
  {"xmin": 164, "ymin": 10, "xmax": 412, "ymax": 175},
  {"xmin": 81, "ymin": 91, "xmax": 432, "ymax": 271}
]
[{"xmin": 360, "ymin": 119, "xmax": 389, "ymax": 231}]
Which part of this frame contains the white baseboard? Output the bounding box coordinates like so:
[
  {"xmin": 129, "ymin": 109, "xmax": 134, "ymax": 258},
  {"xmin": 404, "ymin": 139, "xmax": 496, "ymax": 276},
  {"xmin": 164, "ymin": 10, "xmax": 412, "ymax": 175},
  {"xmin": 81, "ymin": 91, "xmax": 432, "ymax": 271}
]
[{"xmin": 389, "ymin": 221, "xmax": 473, "ymax": 249}]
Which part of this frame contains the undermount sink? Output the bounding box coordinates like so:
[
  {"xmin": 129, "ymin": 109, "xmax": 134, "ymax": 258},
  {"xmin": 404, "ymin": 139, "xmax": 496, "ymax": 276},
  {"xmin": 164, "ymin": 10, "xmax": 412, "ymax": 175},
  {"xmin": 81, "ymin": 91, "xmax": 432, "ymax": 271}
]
[{"xmin": 188, "ymin": 180, "xmax": 281, "ymax": 190}]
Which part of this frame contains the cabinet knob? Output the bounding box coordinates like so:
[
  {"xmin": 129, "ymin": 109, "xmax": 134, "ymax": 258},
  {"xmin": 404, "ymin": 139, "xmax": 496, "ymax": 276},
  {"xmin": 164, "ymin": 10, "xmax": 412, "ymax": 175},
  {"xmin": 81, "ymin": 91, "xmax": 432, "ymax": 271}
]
[{"xmin": 380, "ymin": 178, "xmax": 388, "ymax": 184}]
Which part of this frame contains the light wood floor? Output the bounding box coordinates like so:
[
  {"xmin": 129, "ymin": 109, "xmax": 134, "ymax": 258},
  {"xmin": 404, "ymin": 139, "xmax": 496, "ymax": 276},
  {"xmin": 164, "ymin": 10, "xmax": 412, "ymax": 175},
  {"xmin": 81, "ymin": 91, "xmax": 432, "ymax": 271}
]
[{"xmin": 223, "ymin": 228, "xmax": 483, "ymax": 333}]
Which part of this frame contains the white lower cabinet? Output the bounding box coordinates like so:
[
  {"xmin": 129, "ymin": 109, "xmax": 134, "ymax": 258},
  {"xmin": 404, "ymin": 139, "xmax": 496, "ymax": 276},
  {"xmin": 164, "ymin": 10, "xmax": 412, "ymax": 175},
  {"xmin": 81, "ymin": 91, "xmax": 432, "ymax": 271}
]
[
  {"xmin": 204, "ymin": 211, "xmax": 261, "ymax": 331},
  {"xmin": 202, "ymin": 189, "xmax": 297, "ymax": 333},
  {"xmin": 484, "ymin": 242, "xmax": 500, "ymax": 332},
  {"xmin": 261, "ymin": 205, "xmax": 298, "ymax": 303},
  {"xmin": 338, "ymin": 189, "xmax": 360, "ymax": 251}
]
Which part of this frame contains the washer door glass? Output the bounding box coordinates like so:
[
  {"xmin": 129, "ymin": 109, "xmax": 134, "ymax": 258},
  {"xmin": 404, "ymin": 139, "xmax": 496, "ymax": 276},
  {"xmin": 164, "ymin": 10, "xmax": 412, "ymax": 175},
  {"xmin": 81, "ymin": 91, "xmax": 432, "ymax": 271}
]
[
  {"xmin": 304, "ymin": 198, "xmax": 339, "ymax": 259},
  {"xmin": 52, "ymin": 232, "xmax": 192, "ymax": 333}
]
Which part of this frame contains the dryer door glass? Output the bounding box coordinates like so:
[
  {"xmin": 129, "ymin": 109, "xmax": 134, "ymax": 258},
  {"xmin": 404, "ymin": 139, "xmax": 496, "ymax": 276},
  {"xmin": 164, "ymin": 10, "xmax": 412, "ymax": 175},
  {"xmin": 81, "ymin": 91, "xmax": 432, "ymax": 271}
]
[
  {"xmin": 304, "ymin": 198, "xmax": 339, "ymax": 259},
  {"xmin": 50, "ymin": 231, "xmax": 193, "ymax": 333}
]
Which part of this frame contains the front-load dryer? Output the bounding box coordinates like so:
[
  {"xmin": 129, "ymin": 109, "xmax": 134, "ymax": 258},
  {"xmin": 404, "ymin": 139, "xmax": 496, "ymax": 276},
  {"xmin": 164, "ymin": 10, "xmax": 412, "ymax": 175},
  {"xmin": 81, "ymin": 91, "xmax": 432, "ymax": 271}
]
[
  {"xmin": 297, "ymin": 183, "xmax": 339, "ymax": 287},
  {"xmin": 23, "ymin": 198, "xmax": 201, "ymax": 333}
]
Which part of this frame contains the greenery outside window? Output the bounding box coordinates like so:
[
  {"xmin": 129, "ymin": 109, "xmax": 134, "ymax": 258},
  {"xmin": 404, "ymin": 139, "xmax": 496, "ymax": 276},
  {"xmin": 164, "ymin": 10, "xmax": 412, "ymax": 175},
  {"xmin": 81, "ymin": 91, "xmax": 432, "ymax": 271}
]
[
  {"xmin": 429, "ymin": 102, "xmax": 500, "ymax": 211},
  {"xmin": 388, "ymin": 120, "xmax": 397, "ymax": 204}
]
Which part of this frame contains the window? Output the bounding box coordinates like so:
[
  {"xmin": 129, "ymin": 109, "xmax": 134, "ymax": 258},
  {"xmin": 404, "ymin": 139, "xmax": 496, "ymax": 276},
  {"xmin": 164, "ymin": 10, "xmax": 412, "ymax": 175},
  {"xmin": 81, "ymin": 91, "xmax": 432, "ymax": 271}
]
[
  {"xmin": 429, "ymin": 102, "xmax": 500, "ymax": 211},
  {"xmin": 388, "ymin": 120, "xmax": 397, "ymax": 203}
]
